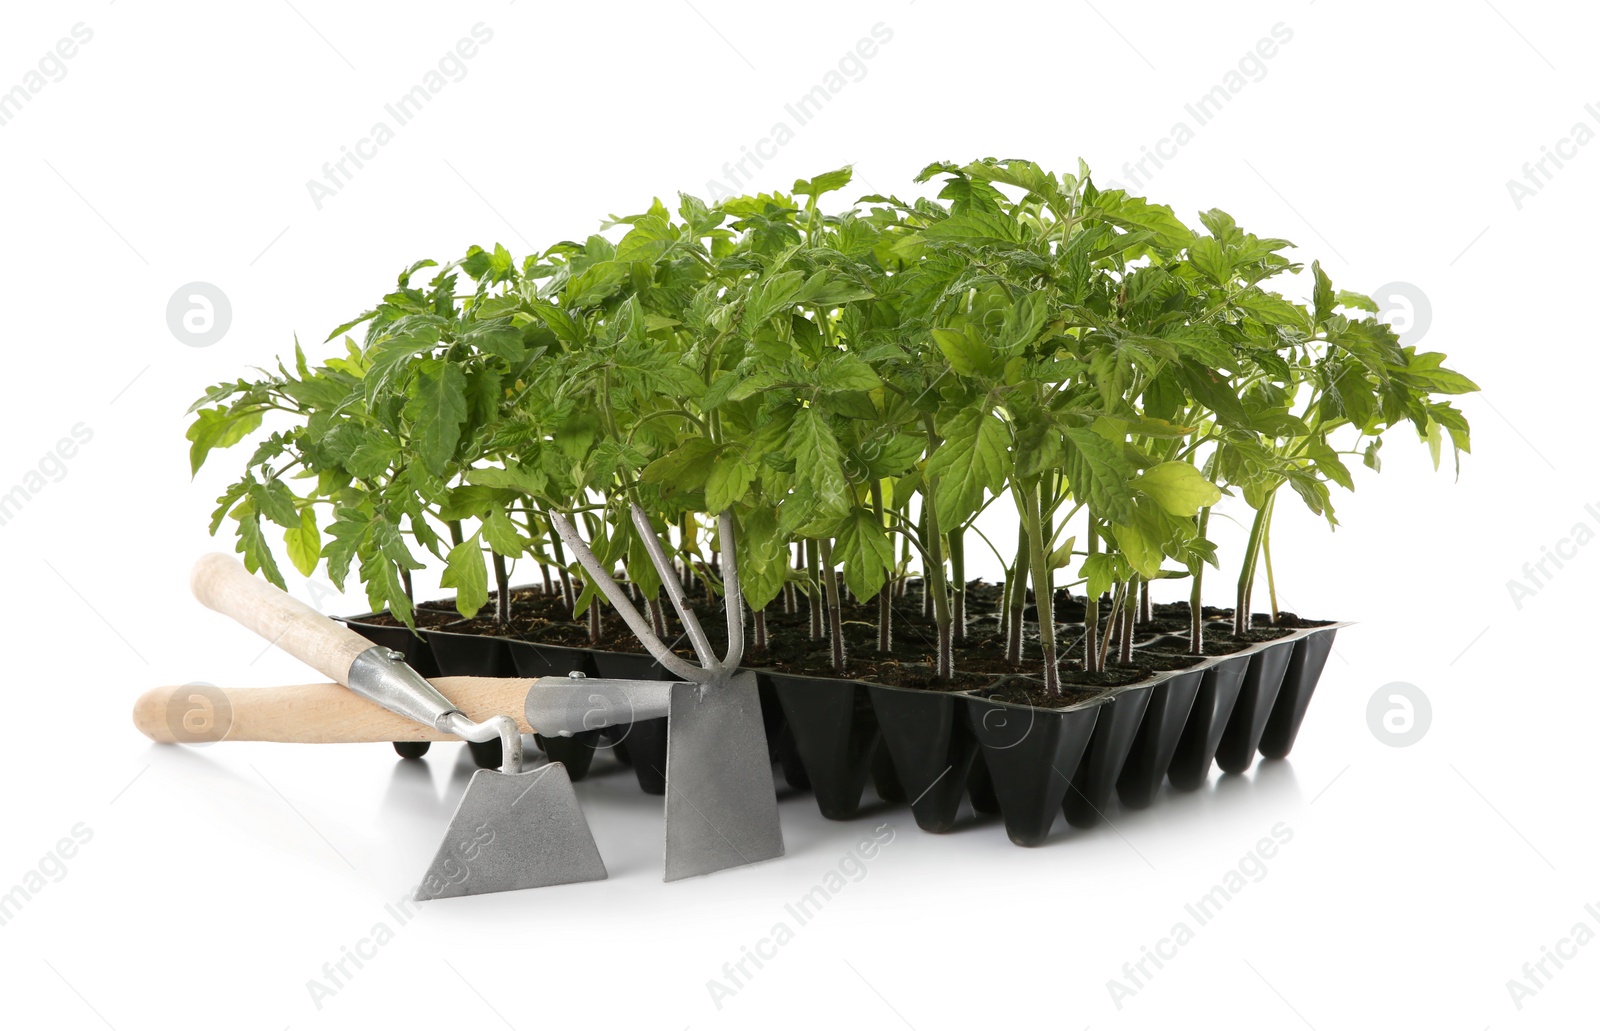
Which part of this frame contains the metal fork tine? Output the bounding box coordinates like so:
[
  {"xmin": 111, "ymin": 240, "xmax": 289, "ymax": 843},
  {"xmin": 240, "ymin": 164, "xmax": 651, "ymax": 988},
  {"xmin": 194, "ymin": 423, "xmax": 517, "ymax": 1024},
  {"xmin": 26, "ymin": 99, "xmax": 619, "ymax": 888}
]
[
  {"xmin": 718, "ymin": 511, "xmax": 745, "ymax": 669},
  {"xmin": 549, "ymin": 511, "xmax": 709, "ymax": 683},
  {"xmin": 630, "ymin": 503, "xmax": 720, "ymax": 671}
]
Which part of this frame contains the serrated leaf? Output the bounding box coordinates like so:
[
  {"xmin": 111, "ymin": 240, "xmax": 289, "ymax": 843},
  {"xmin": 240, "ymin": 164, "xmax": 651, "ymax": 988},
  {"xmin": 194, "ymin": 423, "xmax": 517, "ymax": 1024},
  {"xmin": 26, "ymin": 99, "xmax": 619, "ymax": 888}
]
[
  {"xmin": 926, "ymin": 407, "xmax": 1008, "ymax": 529},
  {"xmin": 743, "ymin": 270, "xmax": 807, "ymax": 330},
  {"xmin": 790, "ymin": 407, "xmax": 849, "ymax": 515},
  {"xmin": 441, "ymin": 533, "xmax": 489, "ymax": 618},
  {"xmin": 921, "ymin": 211, "xmax": 1024, "ymax": 247},
  {"xmin": 283, "ymin": 507, "xmax": 321, "ymax": 577},
  {"xmin": 187, "ymin": 407, "xmax": 264, "ymax": 476},
  {"xmin": 406, "ymin": 360, "xmax": 468, "ymax": 476},
  {"xmin": 483, "ymin": 508, "xmax": 527, "ymax": 556},
  {"xmin": 817, "ymin": 354, "xmax": 880, "ymax": 393},
  {"xmin": 706, "ymin": 449, "xmax": 758, "ymax": 511},
  {"xmin": 1136, "ymin": 462, "xmax": 1222, "ymax": 517},
  {"xmin": 1061, "ymin": 425, "xmax": 1135, "ymax": 524},
  {"xmin": 835, "ymin": 509, "xmax": 894, "ymax": 602}
]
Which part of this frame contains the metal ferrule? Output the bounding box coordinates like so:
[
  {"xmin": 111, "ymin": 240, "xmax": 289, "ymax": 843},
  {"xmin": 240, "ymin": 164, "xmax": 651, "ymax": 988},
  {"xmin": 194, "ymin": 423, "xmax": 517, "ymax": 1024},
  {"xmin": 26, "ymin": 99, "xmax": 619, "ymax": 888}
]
[
  {"xmin": 347, "ymin": 646, "xmax": 522, "ymax": 774},
  {"xmin": 525, "ymin": 676, "xmax": 671, "ymax": 737}
]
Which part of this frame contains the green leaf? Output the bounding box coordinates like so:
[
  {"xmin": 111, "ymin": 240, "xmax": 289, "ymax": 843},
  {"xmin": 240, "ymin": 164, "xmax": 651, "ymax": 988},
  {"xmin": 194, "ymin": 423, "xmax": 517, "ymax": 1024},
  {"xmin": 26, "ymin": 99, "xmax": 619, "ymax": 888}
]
[
  {"xmin": 235, "ymin": 501, "xmax": 286, "ymax": 589},
  {"xmin": 1136, "ymin": 462, "xmax": 1222, "ymax": 517},
  {"xmin": 1097, "ymin": 193, "xmax": 1195, "ymax": 251},
  {"xmin": 1188, "ymin": 237, "xmax": 1233, "ymax": 286},
  {"xmin": 1061, "ymin": 425, "xmax": 1136, "ymax": 524},
  {"xmin": 283, "ymin": 507, "xmax": 322, "ymax": 576},
  {"xmin": 1312, "ymin": 261, "xmax": 1336, "ymax": 327},
  {"xmin": 736, "ymin": 506, "xmax": 788, "ymax": 612},
  {"xmin": 927, "ymin": 407, "xmax": 1008, "ymax": 529},
  {"xmin": 441, "ymin": 533, "xmax": 489, "ymax": 618},
  {"xmin": 483, "ymin": 508, "xmax": 527, "ymax": 556},
  {"xmin": 743, "ymin": 270, "xmax": 807, "ymax": 330},
  {"xmin": 615, "ymin": 215, "xmax": 676, "ymax": 263},
  {"xmin": 641, "ymin": 438, "xmax": 720, "ymax": 494},
  {"xmin": 835, "ymin": 509, "xmax": 894, "ymax": 602},
  {"xmin": 465, "ymin": 462, "xmax": 546, "ymax": 496},
  {"xmin": 565, "ymin": 260, "xmax": 629, "ymax": 306},
  {"xmin": 817, "ymin": 354, "xmax": 881, "ymax": 393},
  {"xmin": 461, "ymin": 318, "xmax": 525, "ymax": 362},
  {"xmin": 187, "ymin": 407, "xmax": 263, "ymax": 476},
  {"xmin": 1234, "ymin": 289, "xmax": 1307, "ymax": 329},
  {"xmin": 932, "ymin": 325, "xmax": 996, "ymax": 379},
  {"xmin": 921, "ymin": 211, "xmax": 1024, "ymax": 247},
  {"xmin": 790, "ymin": 407, "xmax": 849, "ymax": 514},
  {"xmin": 1111, "ymin": 518, "xmax": 1163, "ymax": 580},
  {"xmin": 793, "ymin": 167, "xmax": 853, "ymax": 198},
  {"xmin": 1337, "ymin": 289, "xmax": 1378, "ymax": 312},
  {"xmin": 525, "ymin": 300, "xmax": 585, "ymax": 344},
  {"xmin": 1080, "ymin": 552, "xmax": 1125, "ymax": 598},
  {"xmin": 1000, "ymin": 290, "xmax": 1050, "ymax": 352},
  {"xmin": 1177, "ymin": 361, "xmax": 1251, "ymax": 429},
  {"xmin": 706, "ymin": 449, "xmax": 758, "ymax": 512},
  {"xmin": 406, "ymin": 360, "xmax": 468, "ymax": 476}
]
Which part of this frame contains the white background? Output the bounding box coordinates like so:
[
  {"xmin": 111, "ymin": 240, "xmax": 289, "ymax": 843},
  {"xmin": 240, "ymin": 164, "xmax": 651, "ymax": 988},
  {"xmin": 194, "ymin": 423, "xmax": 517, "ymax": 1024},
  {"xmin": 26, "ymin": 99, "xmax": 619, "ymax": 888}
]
[{"xmin": 1, "ymin": 1, "xmax": 1593, "ymax": 1027}]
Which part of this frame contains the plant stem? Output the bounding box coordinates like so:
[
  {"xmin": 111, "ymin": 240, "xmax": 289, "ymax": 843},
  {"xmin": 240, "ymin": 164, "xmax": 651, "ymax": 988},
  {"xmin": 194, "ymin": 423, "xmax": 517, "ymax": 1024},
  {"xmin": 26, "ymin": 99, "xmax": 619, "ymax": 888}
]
[
  {"xmin": 588, "ymin": 598, "xmax": 602, "ymax": 644},
  {"xmin": 492, "ymin": 552, "xmax": 511, "ymax": 625},
  {"xmin": 648, "ymin": 595, "xmax": 667, "ymax": 638},
  {"xmin": 753, "ymin": 606, "xmax": 767, "ymax": 652},
  {"xmin": 949, "ymin": 528, "xmax": 966, "ymax": 642},
  {"xmin": 447, "ymin": 519, "xmax": 464, "ymax": 548},
  {"xmin": 1118, "ymin": 577, "xmax": 1136, "ymax": 665},
  {"xmin": 1098, "ymin": 581, "xmax": 1123, "ymax": 672},
  {"xmin": 1235, "ymin": 492, "xmax": 1275, "ymax": 636},
  {"xmin": 871, "ymin": 479, "xmax": 892, "ymax": 653},
  {"xmin": 1138, "ymin": 577, "xmax": 1151, "ymax": 625},
  {"xmin": 1262, "ymin": 501, "xmax": 1279, "ymax": 624},
  {"xmin": 1084, "ymin": 522, "xmax": 1101, "ymax": 674},
  {"xmin": 818, "ymin": 538, "xmax": 846, "ymax": 674},
  {"xmin": 784, "ymin": 542, "xmax": 798, "ymax": 614},
  {"xmin": 1005, "ymin": 523, "xmax": 1029, "ymax": 666},
  {"xmin": 921, "ymin": 491, "xmax": 955, "ymax": 680},
  {"xmin": 549, "ymin": 533, "xmax": 576, "ymax": 612},
  {"xmin": 1190, "ymin": 507, "xmax": 1211, "ymax": 655},
  {"xmin": 1022, "ymin": 483, "xmax": 1059, "ymax": 696},
  {"xmin": 805, "ymin": 538, "xmax": 823, "ymax": 640}
]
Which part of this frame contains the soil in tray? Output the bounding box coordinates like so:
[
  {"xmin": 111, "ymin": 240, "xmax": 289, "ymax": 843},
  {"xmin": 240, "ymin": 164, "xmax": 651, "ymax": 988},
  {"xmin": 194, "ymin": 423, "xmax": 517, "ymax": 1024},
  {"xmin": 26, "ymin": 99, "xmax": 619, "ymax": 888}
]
[
  {"xmin": 359, "ymin": 581, "xmax": 1318, "ymax": 694},
  {"xmin": 356, "ymin": 587, "xmax": 595, "ymax": 644}
]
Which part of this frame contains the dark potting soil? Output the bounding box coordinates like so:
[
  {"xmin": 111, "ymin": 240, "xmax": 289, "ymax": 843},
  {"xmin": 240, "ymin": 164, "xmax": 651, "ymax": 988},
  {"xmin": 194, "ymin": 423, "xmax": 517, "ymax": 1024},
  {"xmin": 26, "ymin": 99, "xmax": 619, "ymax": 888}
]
[{"xmin": 352, "ymin": 581, "xmax": 1321, "ymax": 698}]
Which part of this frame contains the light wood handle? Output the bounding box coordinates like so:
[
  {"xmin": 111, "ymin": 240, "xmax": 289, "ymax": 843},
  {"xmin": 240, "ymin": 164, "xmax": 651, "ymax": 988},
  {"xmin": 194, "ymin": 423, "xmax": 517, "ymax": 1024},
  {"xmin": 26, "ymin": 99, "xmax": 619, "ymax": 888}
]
[
  {"xmin": 132, "ymin": 677, "xmax": 536, "ymax": 744},
  {"xmin": 190, "ymin": 553, "xmax": 374, "ymax": 685}
]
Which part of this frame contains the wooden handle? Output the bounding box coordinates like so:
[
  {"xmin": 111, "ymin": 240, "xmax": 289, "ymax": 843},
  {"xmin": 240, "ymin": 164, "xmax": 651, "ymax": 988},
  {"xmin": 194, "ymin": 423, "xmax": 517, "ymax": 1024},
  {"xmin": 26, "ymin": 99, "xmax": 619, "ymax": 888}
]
[
  {"xmin": 190, "ymin": 553, "xmax": 374, "ymax": 684},
  {"xmin": 132, "ymin": 677, "xmax": 536, "ymax": 744}
]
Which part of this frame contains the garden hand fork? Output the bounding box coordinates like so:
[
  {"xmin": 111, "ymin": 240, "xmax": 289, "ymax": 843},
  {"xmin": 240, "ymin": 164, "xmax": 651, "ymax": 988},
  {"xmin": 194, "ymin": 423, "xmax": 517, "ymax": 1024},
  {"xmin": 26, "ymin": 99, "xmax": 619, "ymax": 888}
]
[{"xmin": 530, "ymin": 505, "xmax": 784, "ymax": 881}]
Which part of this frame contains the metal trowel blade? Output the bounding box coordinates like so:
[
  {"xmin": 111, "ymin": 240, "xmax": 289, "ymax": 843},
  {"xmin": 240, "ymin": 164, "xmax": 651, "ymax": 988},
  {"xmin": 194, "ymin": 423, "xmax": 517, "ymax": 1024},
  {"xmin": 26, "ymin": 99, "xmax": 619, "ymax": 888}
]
[{"xmin": 415, "ymin": 761, "xmax": 606, "ymax": 900}]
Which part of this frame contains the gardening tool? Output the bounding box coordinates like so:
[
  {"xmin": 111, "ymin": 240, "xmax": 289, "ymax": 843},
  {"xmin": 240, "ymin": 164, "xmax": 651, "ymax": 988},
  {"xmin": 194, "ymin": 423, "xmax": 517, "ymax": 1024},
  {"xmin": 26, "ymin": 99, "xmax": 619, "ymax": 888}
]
[
  {"xmin": 528, "ymin": 505, "xmax": 784, "ymax": 881},
  {"xmin": 159, "ymin": 553, "xmax": 607, "ymax": 899},
  {"xmin": 135, "ymin": 505, "xmax": 783, "ymax": 883}
]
